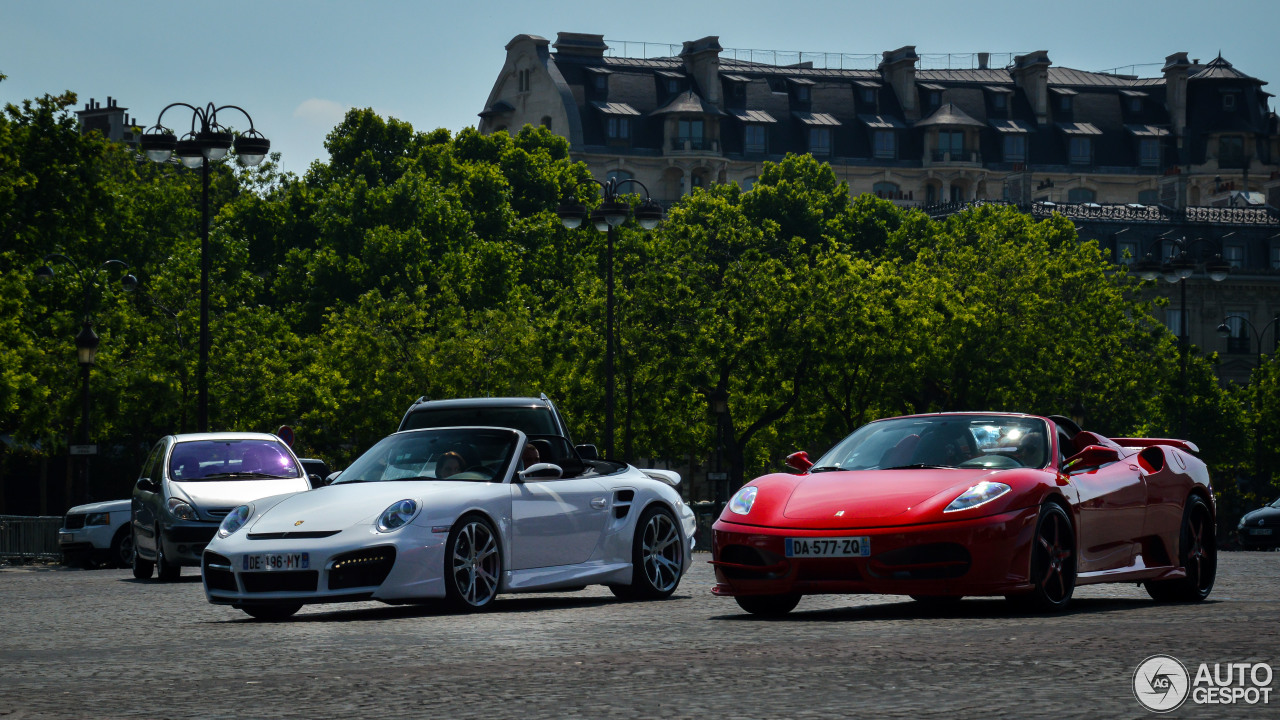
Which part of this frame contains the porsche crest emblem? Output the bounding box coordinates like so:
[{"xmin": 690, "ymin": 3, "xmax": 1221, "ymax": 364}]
[{"xmin": 294, "ymin": 520, "xmax": 305, "ymax": 526}]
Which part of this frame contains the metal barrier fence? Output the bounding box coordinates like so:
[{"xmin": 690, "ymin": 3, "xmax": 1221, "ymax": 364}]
[{"xmin": 0, "ymin": 515, "xmax": 63, "ymax": 561}]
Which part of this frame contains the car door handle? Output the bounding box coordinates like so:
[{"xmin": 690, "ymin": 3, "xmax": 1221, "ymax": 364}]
[{"xmin": 590, "ymin": 497, "xmax": 608, "ymax": 510}]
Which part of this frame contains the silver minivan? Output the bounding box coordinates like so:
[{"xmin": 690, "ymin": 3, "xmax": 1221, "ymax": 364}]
[{"xmin": 131, "ymin": 433, "xmax": 312, "ymax": 581}]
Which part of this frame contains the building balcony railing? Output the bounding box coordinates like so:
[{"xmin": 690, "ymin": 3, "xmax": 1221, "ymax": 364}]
[
  {"xmin": 670, "ymin": 137, "xmax": 719, "ymax": 153},
  {"xmin": 928, "ymin": 150, "xmax": 982, "ymax": 165}
]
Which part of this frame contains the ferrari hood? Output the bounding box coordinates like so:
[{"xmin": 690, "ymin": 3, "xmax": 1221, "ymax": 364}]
[
  {"xmin": 246, "ymin": 481, "xmax": 465, "ymax": 534},
  {"xmin": 782, "ymin": 468, "xmax": 998, "ymax": 524},
  {"xmin": 172, "ymin": 478, "xmax": 310, "ymax": 510}
]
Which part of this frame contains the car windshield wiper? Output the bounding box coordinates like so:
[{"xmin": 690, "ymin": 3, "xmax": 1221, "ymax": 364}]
[
  {"xmin": 878, "ymin": 464, "xmax": 950, "ymax": 470},
  {"xmin": 197, "ymin": 472, "xmax": 296, "ymax": 480},
  {"xmin": 808, "ymin": 466, "xmax": 844, "ymax": 473}
]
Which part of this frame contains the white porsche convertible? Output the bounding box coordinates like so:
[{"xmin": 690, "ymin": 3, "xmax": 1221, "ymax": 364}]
[{"xmin": 202, "ymin": 426, "xmax": 696, "ymax": 620}]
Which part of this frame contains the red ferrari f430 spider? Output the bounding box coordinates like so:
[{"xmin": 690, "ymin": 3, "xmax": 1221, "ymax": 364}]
[{"xmin": 712, "ymin": 413, "xmax": 1216, "ymax": 616}]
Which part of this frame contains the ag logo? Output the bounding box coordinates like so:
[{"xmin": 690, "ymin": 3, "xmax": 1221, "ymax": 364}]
[{"xmin": 1134, "ymin": 654, "xmax": 1190, "ymax": 713}]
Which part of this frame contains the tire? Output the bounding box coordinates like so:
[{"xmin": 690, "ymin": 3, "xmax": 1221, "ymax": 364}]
[
  {"xmin": 131, "ymin": 528, "xmax": 154, "ymax": 580},
  {"xmin": 1146, "ymin": 494, "xmax": 1216, "ymax": 603},
  {"xmin": 155, "ymin": 526, "xmax": 181, "ymax": 582},
  {"xmin": 444, "ymin": 514, "xmax": 502, "ymax": 611},
  {"xmin": 242, "ymin": 604, "xmax": 302, "ymax": 621},
  {"xmin": 734, "ymin": 593, "xmax": 802, "ymax": 617},
  {"xmin": 110, "ymin": 525, "xmax": 134, "ymax": 568},
  {"xmin": 1007, "ymin": 502, "xmax": 1076, "ymax": 612},
  {"xmin": 609, "ymin": 505, "xmax": 684, "ymax": 601}
]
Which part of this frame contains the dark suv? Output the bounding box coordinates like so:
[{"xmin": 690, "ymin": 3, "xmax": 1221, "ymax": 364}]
[{"xmin": 397, "ymin": 395, "xmax": 600, "ymax": 477}]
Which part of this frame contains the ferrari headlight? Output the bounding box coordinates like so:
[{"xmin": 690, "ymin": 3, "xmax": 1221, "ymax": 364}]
[
  {"xmin": 376, "ymin": 499, "xmax": 419, "ymax": 533},
  {"xmin": 728, "ymin": 486, "xmax": 758, "ymax": 515},
  {"xmin": 218, "ymin": 505, "xmax": 253, "ymax": 538},
  {"xmin": 167, "ymin": 497, "xmax": 197, "ymax": 521},
  {"xmin": 944, "ymin": 481, "xmax": 1011, "ymax": 513},
  {"xmin": 85, "ymin": 512, "xmax": 111, "ymax": 526}
]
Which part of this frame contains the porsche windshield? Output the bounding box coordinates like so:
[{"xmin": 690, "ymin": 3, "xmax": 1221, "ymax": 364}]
[
  {"xmin": 334, "ymin": 428, "xmax": 520, "ymax": 484},
  {"xmin": 812, "ymin": 416, "xmax": 1050, "ymax": 471},
  {"xmin": 169, "ymin": 439, "xmax": 300, "ymax": 480}
]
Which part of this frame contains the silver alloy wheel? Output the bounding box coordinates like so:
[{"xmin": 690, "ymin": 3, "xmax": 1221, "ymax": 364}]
[
  {"xmin": 640, "ymin": 511, "xmax": 682, "ymax": 593},
  {"xmin": 451, "ymin": 519, "xmax": 500, "ymax": 607}
]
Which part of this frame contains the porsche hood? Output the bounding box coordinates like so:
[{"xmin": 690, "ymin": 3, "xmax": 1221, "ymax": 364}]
[{"xmin": 244, "ymin": 481, "xmax": 464, "ymax": 534}]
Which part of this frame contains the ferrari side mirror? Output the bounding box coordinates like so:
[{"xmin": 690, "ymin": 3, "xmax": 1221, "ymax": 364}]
[
  {"xmin": 1063, "ymin": 445, "xmax": 1121, "ymax": 474},
  {"xmin": 785, "ymin": 451, "xmax": 814, "ymax": 472}
]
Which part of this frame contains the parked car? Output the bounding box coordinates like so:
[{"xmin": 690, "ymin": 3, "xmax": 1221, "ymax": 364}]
[
  {"xmin": 1237, "ymin": 496, "xmax": 1280, "ymax": 550},
  {"xmin": 398, "ymin": 394, "xmax": 599, "ymax": 466},
  {"xmin": 59, "ymin": 499, "xmax": 132, "ymax": 568},
  {"xmin": 712, "ymin": 412, "xmax": 1216, "ymax": 615},
  {"xmin": 202, "ymin": 425, "xmax": 697, "ymax": 620},
  {"xmin": 132, "ymin": 433, "xmax": 313, "ymax": 581}
]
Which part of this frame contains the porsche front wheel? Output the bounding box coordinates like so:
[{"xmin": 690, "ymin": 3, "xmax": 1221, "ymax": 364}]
[
  {"xmin": 445, "ymin": 515, "xmax": 502, "ymax": 611},
  {"xmin": 1146, "ymin": 494, "xmax": 1216, "ymax": 603},
  {"xmin": 1009, "ymin": 502, "xmax": 1076, "ymax": 612},
  {"xmin": 610, "ymin": 505, "xmax": 683, "ymax": 601},
  {"xmin": 735, "ymin": 593, "xmax": 802, "ymax": 617}
]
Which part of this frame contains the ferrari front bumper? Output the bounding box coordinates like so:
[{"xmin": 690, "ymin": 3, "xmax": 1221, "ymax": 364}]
[{"xmin": 711, "ymin": 506, "xmax": 1040, "ymax": 598}]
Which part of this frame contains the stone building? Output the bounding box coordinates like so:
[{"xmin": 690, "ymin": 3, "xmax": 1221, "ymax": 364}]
[{"xmin": 479, "ymin": 33, "xmax": 1280, "ymax": 381}]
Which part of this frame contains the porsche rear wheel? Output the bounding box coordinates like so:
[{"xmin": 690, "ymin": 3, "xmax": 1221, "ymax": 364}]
[
  {"xmin": 1146, "ymin": 494, "xmax": 1216, "ymax": 603},
  {"xmin": 242, "ymin": 603, "xmax": 302, "ymax": 621},
  {"xmin": 734, "ymin": 593, "xmax": 802, "ymax": 617},
  {"xmin": 610, "ymin": 505, "xmax": 683, "ymax": 601},
  {"xmin": 1009, "ymin": 502, "xmax": 1075, "ymax": 612},
  {"xmin": 445, "ymin": 515, "xmax": 502, "ymax": 611}
]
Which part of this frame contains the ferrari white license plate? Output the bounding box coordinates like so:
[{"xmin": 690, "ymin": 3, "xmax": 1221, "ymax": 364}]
[
  {"xmin": 1250, "ymin": 528, "xmax": 1273, "ymax": 536},
  {"xmin": 785, "ymin": 537, "xmax": 871, "ymax": 558},
  {"xmin": 242, "ymin": 552, "xmax": 310, "ymax": 571}
]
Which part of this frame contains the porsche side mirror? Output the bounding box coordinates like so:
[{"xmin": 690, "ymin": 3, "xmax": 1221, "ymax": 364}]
[
  {"xmin": 324, "ymin": 471, "xmax": 342, "ymax": 485},
  {"xmin": 786, "ymin": 451, "xmax": 814, "ymax": 472},
  {"xmin": 518, "ymin": 463, "xmax": 563, "ymax": 482},
  {"xmin": 1063, "ymin": 445, "xmax": 1121, "ymax": 473},
  {"xmin": 575, "ymin": 444, "xmax": 599, "ymax": 461}
]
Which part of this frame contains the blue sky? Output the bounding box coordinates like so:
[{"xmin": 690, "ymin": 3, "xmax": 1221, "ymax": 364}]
[{"xmin": 3, "ymin": 0, "xmax": 1277, "ymax": 176}]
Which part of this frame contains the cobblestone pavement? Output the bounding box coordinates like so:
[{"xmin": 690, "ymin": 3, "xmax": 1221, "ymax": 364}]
[{"xmin": 1, "ymin": 551, "xmax": 1277, "ymax": 719}]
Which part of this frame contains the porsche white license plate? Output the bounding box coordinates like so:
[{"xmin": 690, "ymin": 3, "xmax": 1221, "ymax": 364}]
[
  {"xmin": 1250, "ymin": 528, "xmax": 1273, "ymax": 536},
  {"xmin": 785, "ymin": 537, "xmax": 871, "ymax": 558},
  {"xmin": 242, "ymin": 553, "xmax": 310, "ymax": 571}
]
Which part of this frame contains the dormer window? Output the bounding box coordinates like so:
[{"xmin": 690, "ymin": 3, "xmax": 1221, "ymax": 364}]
[
  {"xmin": 1223, "ymin": 93, "xmax": 1237, "ymax": 111},
  {"xmin": 517, "ymin": 68, "xmax": 532, "ymax": 93},
  {"xmin": 607, "ymin": 117, "xmax": 630, "ymax": 141},
  {"xmin": 789, "ymin": 78, "xmax": 815, "ymax": 106},
  {"xmin": 594, "ymin": 74, "xmax": 607, "ymax": 92},
  {"xmin": 861, "ymin": 88, "xmax": 876, "ymax": 104},
  {"xmin": 993, "ymin": 93, "xmax": 1007, "ymax": 110},
  {"xmin": 1052, "ymin": 87, "xmax": 1077, "ymax": 113},
  {"xmin": 1057, "ymin": 95, "xmax": 1072, "ymax": 112}
]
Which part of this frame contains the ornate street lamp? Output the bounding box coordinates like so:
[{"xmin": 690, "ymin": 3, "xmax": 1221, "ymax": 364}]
[
  {"xmin": 36, "ymin": 254, "xmax": 136, "ymax": 503},
  {"xmin": 139, "ymin": 103, "xmax": 269, "ymax": 431},
  {"xmin": 1217, "ymin": 313, "xmax": 1280, "ymax": 492},
  {"xmin": 557, "ymin": 177, "xmax": 664, "ymax": 461}
]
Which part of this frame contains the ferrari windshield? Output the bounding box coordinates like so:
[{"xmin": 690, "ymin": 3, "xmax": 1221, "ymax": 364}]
[
  {"xmin": 169, "ymin": 439, "xmax": 300, "ymax": 480},
  {"xmin": 334, "ymin": 427, "xmax": 520, "ymax": 484},
  {"xmin": 812, "ymin": 415, "xmax": 1051, "ymax": 471}
]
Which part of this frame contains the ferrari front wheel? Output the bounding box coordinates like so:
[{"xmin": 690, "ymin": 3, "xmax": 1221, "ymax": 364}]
[
  {"xmin": 610, "ymin": 505, "xmax": 684, "ymax": 601},
  {"xmin": 445, "ymin": 514, "xmax": 502, "ymax": 611},
  {"xmin": 734, "ymin": 593, "xmax": 801, "ymax": 617},
  {"xmin": 1146, "ymin": 494, "xmax": 1216, "ymax": 603},
  {"xmin": 1008, "ymin": 502, "xmax": 1076, "ymax": 612}
]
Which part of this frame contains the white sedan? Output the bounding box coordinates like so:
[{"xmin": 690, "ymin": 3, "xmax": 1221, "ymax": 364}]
[{"xmin": 202, "ymin": 426, "xmax": 696, "ymax": 620}]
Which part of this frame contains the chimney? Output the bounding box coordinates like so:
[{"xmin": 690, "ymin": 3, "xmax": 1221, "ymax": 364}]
[
  {"xmin": 680, "ymin": 36, "xmax": 724, "ymax": 105},
  {"xmin": 1012, "ymin": 51, "xmax": 1052, "ymax": 126},
  {"xmin": 879, "ymin": 46, "xmax": 920, "ymax": 120},
  {"xmin": 978, "ymin": 53, "xmax": 990, "ymax": 70},
  {"xmin": 1163, "ymin": 52, "xmax": 1192, "ymax": 141},
  {"xmin": 553, "ymin": 32, "xmax": 608, "ymax": 59}
]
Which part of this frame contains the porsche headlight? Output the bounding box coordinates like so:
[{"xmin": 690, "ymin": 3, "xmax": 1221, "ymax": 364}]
[
  {"xmin": 376, "ymin": 499, "xmax": 419, "ymax": 533},
  {"xmin": 944, "ymin": 481, "xmax": 1011, "ymax": 513},
  {"xmin": 218, "ymin": 505, "xmax": 253, "ymax": 538},
  {"xmin": 167, "ymin": 497, "xmax": 197, "ymax": 521},
  {"xmin": 728, "ymin": 486, "xmax": 758, "ymax": 516},
  {"xmin": 85, "ymin": 512, "xmax": 111, "ymax": 526}
]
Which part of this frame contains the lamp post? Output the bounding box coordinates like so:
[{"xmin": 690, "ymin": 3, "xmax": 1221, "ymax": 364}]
[
  {"xmin": 35, "ymin": 254, "xmax": 137, "ymax": 502},
  {"xmin": 709, "ymin": 388, "xmax": 730, "ymax": 510},
  {"xmin": 138, "ymin": 103, "xmax": 270, "ymax": 432},
  {"xmin": 1216, "ymin": 314, "xmax": 1280, "ymax": 374},
  {"xmin": 1131, "ymin": 236, "xmax": 1231, "ymax": 437},
  {"xmin": 557, "ymin": 178, "xmax": 663, "ymax": 461}
]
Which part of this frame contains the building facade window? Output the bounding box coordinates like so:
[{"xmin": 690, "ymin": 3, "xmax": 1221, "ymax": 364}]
[
  {"xmin": 950, "ymin": 184, "xmax": 965, "ymax": 202},
  {"xmin": 1139, "ymin": 139, "xmax": 1161, "ymax": 167},
  {"xmin": 860, "ymin": 88, "xmax": 876, "ymax": 104},
  {"xmin": 1225, "ymin": 312, "xmax": 1250, "ymax": 354},
  {"xmin": 1271, "ymin": 242, "xmax": 1280, "ymax": 270},
  {"xmin": 1165, "ymin": 308, "xmax": 1187, "ymax": 338},
  {"xmin": 676, "ymin": 118, "xmax": 705, "ymax": 150},
  {"xmin": 935, "ymin": 130, "xmax": 964, "ymax": 161},
  {"xmin": 1219, "ymin": 135, "xmax": 1245, "ymax": 168},
  {"xmin": 517, "ymin": 69, "xmax": 532, "ymax": 92},
  {"xmin": 607, "ymin": 117, "xmax": 630, "ymax": 140},
  {"xmin": 1069, "ymin": 137, "xmax": 1092, "ymax": 165},
  {"xmin": 741, "ymin": 176, "xmax": 757, "ymax": 190},
  {"xmin": 1116, "ymin": 240, "xmax": 1138, "ymax": 264},
  {"xmin": 1129, "ymin": 97, "xmax": 1143, "ymax": 112},
  {"xmin": 993, "ymin": 93, "xmax": 1007, "ymax": 110},
  {"xmin": 809, "ymin": 128, "xmax": 831, "ymax": 156},
  {"xmin": 1223, "ymin": 93, "xmax": 1237, "ymax": 111},
  {"xmin": 1003, "ymin": 135, "xmax": 1026, "ymax": 162},
  {"xmin": 1057, "ymin": 95, "xmax": 1073, "ymax": 112},
  {"xmin": 744, "ymin": 124, "xmax": 766, "ymax": 153},
  {"xmin": 1224, "ymin": 244, "xmax": 1244, "ymax": 268},
  {"xmin": 873, "ymin": 181, "xmax": 899, "ymax": 199},
  {"xmin": 873, "ymin": 130, "xmax": 896, "ymax": 159},
  {"xmin": 605, "ymin": 169, "xmax": 634, "ymax": 184},
  {"xmin": 593, "ymin": 74, "xmax": 607, "ymax": 92},
  {"xmin": 1067, "ymin": 187, "xmax": 1096, "ymax": 203}
]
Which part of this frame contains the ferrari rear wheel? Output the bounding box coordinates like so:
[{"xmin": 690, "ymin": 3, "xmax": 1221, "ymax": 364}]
[
  {"xmin": 242, "ymin": 603, "xmax": 302, "ymax": 621},
  {"xmin": 1146, "ymin": 494, "xmax": 1216, "ymax": 603},
  {"xmin": 610, "ymin": 505, "xmax": 683, "ymax": 601},
  {"xmin": 1008, "ymin": 502, "xmax": 1076, "ymax": 612},
  {"xmin": 445, "ymin": 515, "xmax": 502, "ymax": 611},
  {"xmin": 734, "ymin": 593, "xmax": 802, "ymax": 617}
]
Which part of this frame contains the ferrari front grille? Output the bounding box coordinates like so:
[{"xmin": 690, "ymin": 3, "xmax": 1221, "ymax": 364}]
[
  {"xmin": 867, "ymin": 542, "xmax": 971, "ymax": 580},
  {"xmin": 328, "ymin": 547, "xmax": 396, "ymax": 590},
  {"xmin": 717, "ymin": 544, "xmax": 786, "ymax": 580}
]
